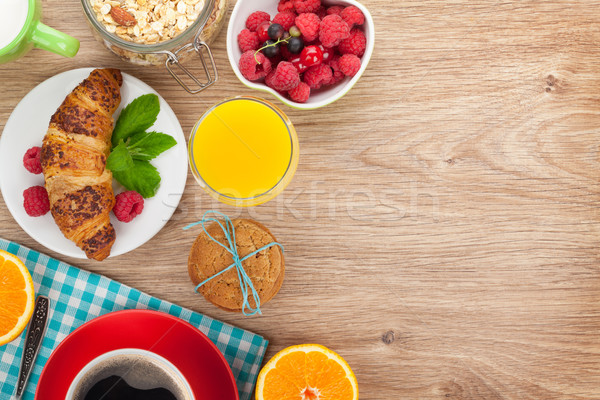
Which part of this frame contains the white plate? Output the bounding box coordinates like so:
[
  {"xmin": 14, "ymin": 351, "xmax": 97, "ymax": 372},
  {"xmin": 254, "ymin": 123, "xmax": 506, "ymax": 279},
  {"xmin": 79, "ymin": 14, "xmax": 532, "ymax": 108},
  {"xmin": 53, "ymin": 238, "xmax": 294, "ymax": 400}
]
[{"xmin": 0, "ymin": 68, "xmax": 188, "ymax": 259}]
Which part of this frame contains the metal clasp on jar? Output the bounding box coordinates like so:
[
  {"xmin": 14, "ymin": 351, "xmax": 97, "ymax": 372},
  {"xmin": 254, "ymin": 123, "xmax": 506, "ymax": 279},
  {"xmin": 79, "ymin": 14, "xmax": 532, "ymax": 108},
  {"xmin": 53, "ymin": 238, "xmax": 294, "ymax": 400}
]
[{"xmin": 165, "ymin": 37, "xmax": 218, "ymax": 94}]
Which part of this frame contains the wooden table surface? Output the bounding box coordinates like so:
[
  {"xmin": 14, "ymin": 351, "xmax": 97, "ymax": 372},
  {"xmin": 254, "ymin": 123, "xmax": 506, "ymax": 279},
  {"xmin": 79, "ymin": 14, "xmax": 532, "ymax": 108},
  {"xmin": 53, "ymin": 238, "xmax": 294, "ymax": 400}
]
[{"xmin": 1, "ymin": 0, "xmax": 599, "ymax": 398}]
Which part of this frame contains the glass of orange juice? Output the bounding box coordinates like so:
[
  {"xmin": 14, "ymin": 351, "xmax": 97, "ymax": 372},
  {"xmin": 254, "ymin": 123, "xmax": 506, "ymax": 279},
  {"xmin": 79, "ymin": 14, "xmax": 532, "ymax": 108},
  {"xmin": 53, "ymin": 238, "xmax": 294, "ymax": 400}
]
[{"xmin": 188, "ymin": 96, "xmax": 299, "ymax": 207}]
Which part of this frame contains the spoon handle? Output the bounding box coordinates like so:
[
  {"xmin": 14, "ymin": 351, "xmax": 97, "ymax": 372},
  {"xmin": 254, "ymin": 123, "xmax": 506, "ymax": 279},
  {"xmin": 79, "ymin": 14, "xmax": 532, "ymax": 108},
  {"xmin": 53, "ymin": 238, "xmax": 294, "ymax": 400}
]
[{"xmin": 14, "ymin": 296, "xmax": 50, "ymax": 399}]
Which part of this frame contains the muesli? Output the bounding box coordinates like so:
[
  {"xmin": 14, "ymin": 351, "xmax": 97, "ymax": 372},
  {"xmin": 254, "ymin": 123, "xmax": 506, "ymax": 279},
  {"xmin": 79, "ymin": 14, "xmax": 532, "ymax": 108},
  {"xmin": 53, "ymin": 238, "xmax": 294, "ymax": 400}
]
[{"xmin": 90, "ymin": 0, "xmax": 205, "ymax": 44}]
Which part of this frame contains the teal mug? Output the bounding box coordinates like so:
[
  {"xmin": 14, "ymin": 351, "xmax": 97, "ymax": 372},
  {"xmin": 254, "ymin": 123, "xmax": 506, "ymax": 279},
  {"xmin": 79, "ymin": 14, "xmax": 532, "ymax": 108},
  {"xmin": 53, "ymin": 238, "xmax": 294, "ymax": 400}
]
[{"xmin": 0, "ymin": 0, "xmax": 80, "ymax": 63}]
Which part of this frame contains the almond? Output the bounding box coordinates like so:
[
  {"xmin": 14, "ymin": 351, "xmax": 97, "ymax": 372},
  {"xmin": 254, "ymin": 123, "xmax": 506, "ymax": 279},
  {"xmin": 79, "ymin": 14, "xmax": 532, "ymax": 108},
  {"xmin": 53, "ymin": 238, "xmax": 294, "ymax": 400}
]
[{"xmin": 110, "ymin": 6, "xmax": 137, "ymax": 27}]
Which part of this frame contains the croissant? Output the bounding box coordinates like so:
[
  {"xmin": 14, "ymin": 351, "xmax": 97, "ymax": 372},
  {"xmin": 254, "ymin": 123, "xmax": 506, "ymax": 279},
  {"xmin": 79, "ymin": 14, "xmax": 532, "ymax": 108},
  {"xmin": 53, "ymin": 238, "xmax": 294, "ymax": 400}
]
[{"xmin": 41, "ymin": 68, "xmax": 123, "ymax": 261}]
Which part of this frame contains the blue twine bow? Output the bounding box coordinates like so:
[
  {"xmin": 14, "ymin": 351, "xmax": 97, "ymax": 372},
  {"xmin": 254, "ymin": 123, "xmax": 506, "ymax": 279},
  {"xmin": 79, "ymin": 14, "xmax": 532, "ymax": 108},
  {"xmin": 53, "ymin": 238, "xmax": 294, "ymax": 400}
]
[{"xmin": 184, "ymin": 211, "xmax": 284, "ymax": 316}]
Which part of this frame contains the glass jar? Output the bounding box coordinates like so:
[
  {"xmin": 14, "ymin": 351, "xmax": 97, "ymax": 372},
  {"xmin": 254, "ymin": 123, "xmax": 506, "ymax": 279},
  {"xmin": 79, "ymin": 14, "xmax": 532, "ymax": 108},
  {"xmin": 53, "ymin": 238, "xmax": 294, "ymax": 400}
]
[{"xmin": 81, "ymin": 0, "xmax": 229, "ymax": 93}]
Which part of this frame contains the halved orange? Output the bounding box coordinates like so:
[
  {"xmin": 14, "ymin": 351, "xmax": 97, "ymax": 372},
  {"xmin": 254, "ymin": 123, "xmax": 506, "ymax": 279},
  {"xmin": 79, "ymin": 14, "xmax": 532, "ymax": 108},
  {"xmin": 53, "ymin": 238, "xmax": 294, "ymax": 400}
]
[
  {"xmin": 256, "ymin": 344, "xmax": 358, "ymax": 400},
  {"xmin": 0, "ymin": 249, "xmax": 35, "ymax": 346}
]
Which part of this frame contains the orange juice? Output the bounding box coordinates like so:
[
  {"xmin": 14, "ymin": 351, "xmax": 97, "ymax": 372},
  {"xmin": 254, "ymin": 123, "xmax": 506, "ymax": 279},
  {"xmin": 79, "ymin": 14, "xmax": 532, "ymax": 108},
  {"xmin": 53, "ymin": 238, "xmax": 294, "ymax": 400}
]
[{"xmin": 189, "ymin": 97, "xmax": 299, "ymax": 206}]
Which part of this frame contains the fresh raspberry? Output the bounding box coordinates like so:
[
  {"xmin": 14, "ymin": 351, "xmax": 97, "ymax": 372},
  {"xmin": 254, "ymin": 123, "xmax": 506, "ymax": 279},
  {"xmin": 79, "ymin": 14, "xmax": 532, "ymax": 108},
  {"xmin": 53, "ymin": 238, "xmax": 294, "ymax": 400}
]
[
  {"xmin": 113, "ymin": 190, "xmax": 144, "ymax": 222},
  {"xmin": 293, "ymin": 0, "xmax": 321, "ymax": 13},
  {"xmin": 272, "ymin": 11, "xmax": 296, "ymax": 30},
  {"xmin": 326, "ymin": 5, "xmax": 344, "ymax": 16},
  {"xmin": 265, "ymin": 61, "xmax": 300, "ymax": 91},
  {"xmin": 314, "ymin": 6, "xmax": 327, "ymax": 19},
  {"xmin": 264, "ymin": 71, "xmax": 276, "ymax": 87},
  {"xmin": 246, "ymin": 11, "xmax": 271, "ymax": 32},
  {"xmin": 23, "ymin": 186, "xmax": 49, "ymax": 217},
  {"xmin": 295, "ymin": 13, "xmax": 320, "ymax": 42},
  {"xmin": 239, "ymin": 50, "xmax": 272, "ymax": 81},
  {"xmin": 325, "ymin": 55, "xmax": 345, "ymax": 85},
  {"xmin": 237, "ymin": 29, "xmax": 260, "ymax": 52},
  {"xmin": 277, "ymin": 0, "xmax": 295, "ymax": 12},
  {"xmin": 338, "ymin": 28, "xmax": 366, "ymax": 56},
  {"xmin": 23, "ymin": 146, "xmax": 42, "ymax": 174},
  {"xmin": 319, "ymin": 14, "xmax": 350, "ymax": 48},
  {"xmin": 302, "ymin": 63, "xmax": 333, "ymax": 89},
  {"xmin": 288, "ymin": 82, "xmax": 310, "ymax": 103},
  {"xmin": 339, "ymin": 54, "xmax": 361, "ymax": 77},
  {"xmin": 341, "ymin": 5, "xmax": 365, "ymax": 28}
]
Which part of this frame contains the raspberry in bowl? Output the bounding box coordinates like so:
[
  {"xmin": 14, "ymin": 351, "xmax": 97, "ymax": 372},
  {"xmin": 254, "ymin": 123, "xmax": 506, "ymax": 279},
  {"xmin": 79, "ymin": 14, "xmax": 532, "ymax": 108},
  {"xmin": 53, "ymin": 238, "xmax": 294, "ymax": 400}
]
[{"xmin": 226, "ymin": 0, "xmax": 374, "ymax": 109}]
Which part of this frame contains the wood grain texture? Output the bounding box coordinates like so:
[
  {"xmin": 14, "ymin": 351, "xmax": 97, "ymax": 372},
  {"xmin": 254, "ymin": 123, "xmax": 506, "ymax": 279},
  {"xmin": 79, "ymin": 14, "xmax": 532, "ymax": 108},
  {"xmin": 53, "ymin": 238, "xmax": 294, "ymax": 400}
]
[{"xmin": 1, "ymin": 1, "xmax": 599, "ymax": 398}]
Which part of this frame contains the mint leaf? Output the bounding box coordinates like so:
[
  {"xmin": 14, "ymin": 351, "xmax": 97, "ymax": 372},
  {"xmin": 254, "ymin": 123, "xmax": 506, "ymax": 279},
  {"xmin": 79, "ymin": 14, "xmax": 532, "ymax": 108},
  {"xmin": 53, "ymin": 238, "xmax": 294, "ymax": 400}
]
[
  {"xmin": 108, "ymin": 95, "xmax": 170, "ymax": 199},
  {"xmin": 112, "ymin": 160, "xmax": 161, "ymax": 198},
  {"xmin": 106, "ymin": 141, "xmax": 133, "ymax": 172},
  {"xmin": 127, "ymin": 131, "xmax": 177, "ymax": 161},
  {"xmin": 112, "ymin": 94, "xmax": 160, "ymax": 147}
]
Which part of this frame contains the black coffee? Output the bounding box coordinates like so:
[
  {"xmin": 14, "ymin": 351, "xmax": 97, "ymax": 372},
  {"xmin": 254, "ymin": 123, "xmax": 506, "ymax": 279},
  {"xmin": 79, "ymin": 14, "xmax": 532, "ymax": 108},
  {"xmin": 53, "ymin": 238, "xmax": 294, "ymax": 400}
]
[{"xmin": 84, "ymin": 375, "xmax": 177, "ymax": 400}]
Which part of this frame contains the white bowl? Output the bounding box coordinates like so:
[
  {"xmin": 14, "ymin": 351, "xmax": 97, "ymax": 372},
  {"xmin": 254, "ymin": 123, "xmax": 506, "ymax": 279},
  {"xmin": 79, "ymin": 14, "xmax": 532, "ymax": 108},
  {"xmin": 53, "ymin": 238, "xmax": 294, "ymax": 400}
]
[{"xmin": 226, "ymin": 0, "xmax": 375, "ymax": 110}]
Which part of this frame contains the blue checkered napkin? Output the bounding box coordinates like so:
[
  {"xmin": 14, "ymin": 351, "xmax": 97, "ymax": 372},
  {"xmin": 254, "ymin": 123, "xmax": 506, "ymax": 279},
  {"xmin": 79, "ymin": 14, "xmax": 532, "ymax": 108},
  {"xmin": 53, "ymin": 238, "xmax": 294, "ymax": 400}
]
[{"xmin": 0, "ymin": 238, "xmax": 268, "ymax": 400}]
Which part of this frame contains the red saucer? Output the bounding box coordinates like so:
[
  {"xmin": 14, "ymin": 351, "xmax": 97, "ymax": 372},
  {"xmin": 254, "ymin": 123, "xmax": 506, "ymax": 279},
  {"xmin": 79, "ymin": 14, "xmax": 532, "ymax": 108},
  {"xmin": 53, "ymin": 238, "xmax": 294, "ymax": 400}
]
[{"xmin": 36, "ymin": 309, "xmax": 239, "ymax": 400}]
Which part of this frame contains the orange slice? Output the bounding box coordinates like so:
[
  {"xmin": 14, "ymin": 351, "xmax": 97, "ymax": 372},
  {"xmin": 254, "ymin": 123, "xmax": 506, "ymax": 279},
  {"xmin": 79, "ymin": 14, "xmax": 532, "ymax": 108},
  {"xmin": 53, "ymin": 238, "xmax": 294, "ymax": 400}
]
[
  {"xmin": 0, "ymin": 249, "xmax": 35, "ymax": 346},
  {"xmin": 256, "ymin": 344, "xmax": 358, "ymax": 400}
]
